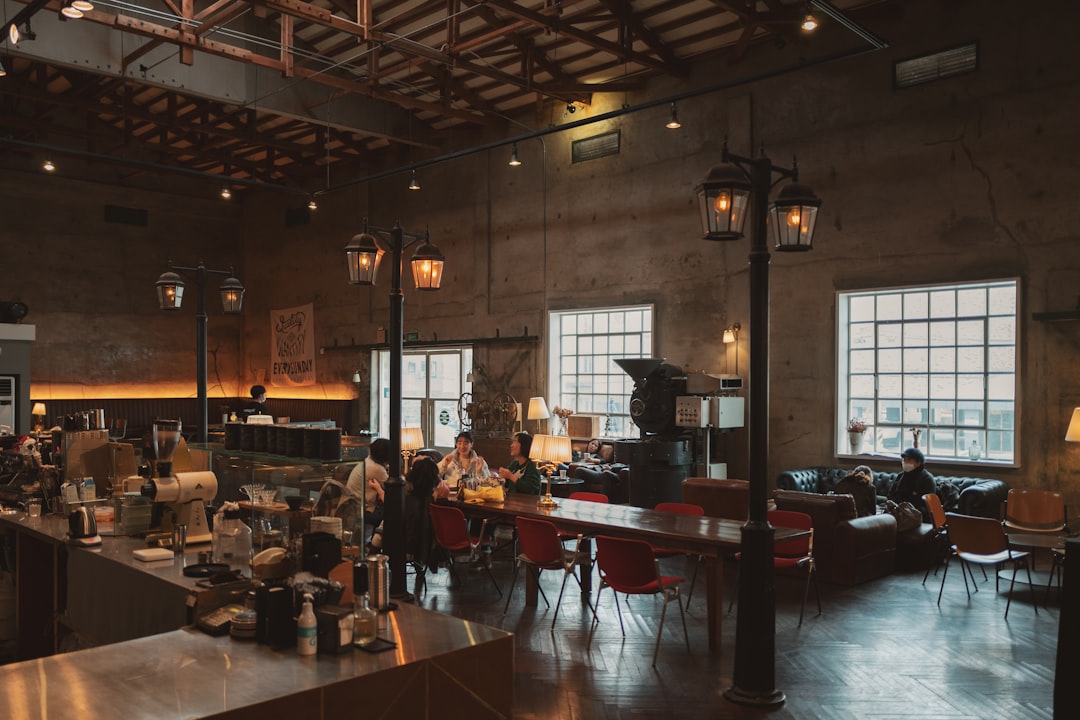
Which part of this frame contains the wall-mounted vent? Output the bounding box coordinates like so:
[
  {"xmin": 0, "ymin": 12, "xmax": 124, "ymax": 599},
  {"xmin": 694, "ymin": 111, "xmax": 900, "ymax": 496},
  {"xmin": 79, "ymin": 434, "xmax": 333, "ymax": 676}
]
[
  {"xmin": 895, "ymin": 43, "xmax": 978, "ymax": 88},
  {"xmin": 572, "ymin": 130, "xmax": 621, "ymax": 163},
  {"xmin": 104, "ymin": 204, "xmax": 148, "ymax": 226}
]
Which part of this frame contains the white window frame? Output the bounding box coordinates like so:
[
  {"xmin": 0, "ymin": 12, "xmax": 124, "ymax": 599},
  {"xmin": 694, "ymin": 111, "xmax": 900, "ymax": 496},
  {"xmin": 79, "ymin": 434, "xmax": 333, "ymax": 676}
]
[
  {"xmin": 836, "ymin": 278, "xmax": 1019, "ymax": 466},
  {"xmin": 547, "ymin": 305, "xmax": 654, "ymax": 439}
]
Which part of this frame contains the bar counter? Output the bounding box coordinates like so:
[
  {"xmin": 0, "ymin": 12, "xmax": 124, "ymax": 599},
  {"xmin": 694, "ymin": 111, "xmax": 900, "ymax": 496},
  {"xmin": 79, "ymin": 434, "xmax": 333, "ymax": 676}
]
[{"xmin": 0, "ymin": 603, "xmax": 513, "ymax": 720}]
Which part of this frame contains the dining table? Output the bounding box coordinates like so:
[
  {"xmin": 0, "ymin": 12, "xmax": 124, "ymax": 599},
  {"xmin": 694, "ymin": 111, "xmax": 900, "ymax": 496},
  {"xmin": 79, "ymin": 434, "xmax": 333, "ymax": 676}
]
[{"xmin": 456, "ymin": 493, "xmax": 810, "ymax": 652}]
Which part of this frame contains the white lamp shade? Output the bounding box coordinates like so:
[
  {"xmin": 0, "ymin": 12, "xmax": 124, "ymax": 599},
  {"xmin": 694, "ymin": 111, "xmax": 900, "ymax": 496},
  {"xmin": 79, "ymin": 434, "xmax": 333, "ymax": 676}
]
[
  {"xmin": 401, "ymin": 426, "xmax": 425, "ymax": 451},
  {"xmin": 1066, "ymin": 408, "xmax": 1080, "ymax": 442},
  {"xmin": 528, "ymin": 434, "xmax": 572, "ymax": 464},
  {"xmin": 527, "ymin": 397, "xmax": 550, "ymax": 420},
  {"xmin": 31, "ymin": 402, "xmax": 46, "ymax": 416}
]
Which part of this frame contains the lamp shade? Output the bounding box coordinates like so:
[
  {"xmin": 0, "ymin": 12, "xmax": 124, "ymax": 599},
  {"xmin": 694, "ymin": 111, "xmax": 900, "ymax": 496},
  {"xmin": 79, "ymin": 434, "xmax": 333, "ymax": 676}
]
[
  {"xmin": 723, "ymin": 328, "xmax": 735, "ymax": 344},
  {"xmin": 219, "ymin": 275, "xmax": 245, "ymax": 314},
  {"xmin": 527, "ymin": 397, "xmax": 550, "ymax": 420},
  {"xmin": 345, "ymin": 231, "xmax": 383, "ymax": 285},
  {"xmin": 529, "ymin": 434, "xmax": 572, "ymax": 465},
  {"xmin": 31, "ymin": 402, "xmax": 46, "ymax": 416},
  {"xmin": 401, "ymin": 426, "xmax": 425, "ymax": 451},
  {"xmin": 696, "ymin": 163, "xmax": 751, "ymax": 241},
  {"xmin": 155, "ymin": 271, "xmax": 185, "ymax": 310},
  {"xmin": 411, "ymin": 240, "xmax": 445, "ymax": 291},
  {"xmin": 1066, "ymin": 408, "xmax": 1080, "ymax": 442},
  {"xmin": 769, "ymin": 180, "xmax": 822, "ymax": 251}
]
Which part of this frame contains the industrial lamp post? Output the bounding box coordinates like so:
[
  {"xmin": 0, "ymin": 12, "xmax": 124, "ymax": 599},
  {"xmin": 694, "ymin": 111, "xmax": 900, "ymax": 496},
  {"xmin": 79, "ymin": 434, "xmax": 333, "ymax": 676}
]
[
  {"xmin": 156, "ymin": 261, "xmax": 245, "ymax": 444},
  {"xmin": 345, "ymin": 220, "xmax": 445, "ymax": 599},
  {"xmin": 695, "ymin": 142, "xmax": 821, "ymax": 706}
]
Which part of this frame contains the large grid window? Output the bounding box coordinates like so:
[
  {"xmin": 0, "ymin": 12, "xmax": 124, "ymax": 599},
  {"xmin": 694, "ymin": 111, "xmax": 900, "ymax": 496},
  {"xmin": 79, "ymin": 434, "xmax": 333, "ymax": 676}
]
[
  {"xmin": 837, "ymin": 279, "xmax": 1018, "ymax": 465},
  {"xmin": 548, "ymin": 305, "xmax": 653, "ymax": 438}
]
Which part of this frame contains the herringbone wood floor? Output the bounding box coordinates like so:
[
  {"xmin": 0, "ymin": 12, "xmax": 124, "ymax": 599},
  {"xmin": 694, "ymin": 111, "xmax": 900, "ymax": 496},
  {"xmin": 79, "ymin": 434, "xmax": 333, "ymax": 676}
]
[{"xmin": 410, "ymin": 548, "xmax": 1061, "ymax": 719}]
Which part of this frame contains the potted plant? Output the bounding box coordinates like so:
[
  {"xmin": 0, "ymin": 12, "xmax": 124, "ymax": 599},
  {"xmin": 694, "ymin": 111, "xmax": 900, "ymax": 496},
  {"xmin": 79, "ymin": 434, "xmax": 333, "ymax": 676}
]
[{"xmin": 847, "ymin": 418, "xmax": 867, "ymax": 454}]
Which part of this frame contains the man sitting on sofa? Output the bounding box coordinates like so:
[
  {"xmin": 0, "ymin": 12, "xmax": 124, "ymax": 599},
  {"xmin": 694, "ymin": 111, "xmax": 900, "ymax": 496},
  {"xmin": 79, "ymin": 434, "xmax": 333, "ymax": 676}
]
[{"xmin": 886, "ymin": 447, "xmax": 936, "ymax": 522}]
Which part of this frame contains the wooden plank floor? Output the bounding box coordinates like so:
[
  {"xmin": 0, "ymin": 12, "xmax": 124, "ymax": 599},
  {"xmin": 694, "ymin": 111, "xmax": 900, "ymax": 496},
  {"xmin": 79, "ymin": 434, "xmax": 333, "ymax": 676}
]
[{"xmin": 407, "ymin": 550, "xmax": 1060, "ymax": 719}]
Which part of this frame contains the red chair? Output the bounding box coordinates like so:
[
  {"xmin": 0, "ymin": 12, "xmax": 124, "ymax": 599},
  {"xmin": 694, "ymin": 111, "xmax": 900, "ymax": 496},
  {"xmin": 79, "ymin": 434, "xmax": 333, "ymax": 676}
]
[
  {"xmin": 429, "ymin": 503, "xmax": 502, "ymax": 596},
  {"xmin": 587, "ymin": 535, "xmax": 690, "ymax": 666},
  {"xmin": 503, "ymin": 516, "xmax": 595, "ymax": 629},
  {"xmin": 728, "ymin": 509, "xmax": 821, "ymax": 626},
  {"xmin": 651, "ymin": 502, "xmax": 705, "ymax": 605}
]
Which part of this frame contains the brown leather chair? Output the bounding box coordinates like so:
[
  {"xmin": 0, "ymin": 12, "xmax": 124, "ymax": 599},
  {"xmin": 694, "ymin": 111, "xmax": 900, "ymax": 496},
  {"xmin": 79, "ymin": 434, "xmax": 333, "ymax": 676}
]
[{"xmin": 681, "ymin": 478, "xmax": 749, "ymax": 521}]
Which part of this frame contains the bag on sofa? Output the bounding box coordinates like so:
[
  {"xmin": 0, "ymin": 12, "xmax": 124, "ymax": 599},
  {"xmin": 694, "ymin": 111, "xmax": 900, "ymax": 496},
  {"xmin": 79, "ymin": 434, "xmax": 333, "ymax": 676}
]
[
  {"xmin": 935, "ymin": 480, "xmax": 961, "ymax": 510},
  {"xmin": 888, "ymin": 501, "xmax": 923, "ymax": 532}
]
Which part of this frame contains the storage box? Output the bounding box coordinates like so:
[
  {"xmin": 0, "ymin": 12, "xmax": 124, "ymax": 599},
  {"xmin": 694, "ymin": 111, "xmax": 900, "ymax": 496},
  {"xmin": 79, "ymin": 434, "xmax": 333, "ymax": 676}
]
[{"xmin": 566, "ymin": 415, "xmax": 602, "ymax": 439}]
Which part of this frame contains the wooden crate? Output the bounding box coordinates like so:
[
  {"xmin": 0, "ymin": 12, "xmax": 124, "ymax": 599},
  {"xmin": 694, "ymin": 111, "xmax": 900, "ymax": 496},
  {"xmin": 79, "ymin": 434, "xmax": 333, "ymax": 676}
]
[{"xmin": 565, "ymin": 415, "xmax": 602, "ymax": 440}]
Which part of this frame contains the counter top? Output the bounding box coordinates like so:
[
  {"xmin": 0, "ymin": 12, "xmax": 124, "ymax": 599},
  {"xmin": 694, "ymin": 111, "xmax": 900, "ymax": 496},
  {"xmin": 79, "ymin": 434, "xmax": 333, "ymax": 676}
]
[{"xmin": 0, "ymin": 603, "xmax": 513, "ymax": 720}]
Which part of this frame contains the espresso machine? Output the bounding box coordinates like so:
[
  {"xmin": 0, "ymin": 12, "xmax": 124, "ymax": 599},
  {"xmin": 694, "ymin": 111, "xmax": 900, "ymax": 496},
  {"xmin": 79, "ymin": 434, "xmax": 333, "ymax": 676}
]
[{"xmin": 140, "ymin": 419, "xmax": 218, "ymax": 544}]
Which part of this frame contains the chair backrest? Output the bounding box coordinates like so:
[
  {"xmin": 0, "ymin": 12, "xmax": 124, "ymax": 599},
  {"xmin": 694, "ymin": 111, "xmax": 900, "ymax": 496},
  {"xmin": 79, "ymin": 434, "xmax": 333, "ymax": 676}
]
[
  {"xmin": 654, "ymin": 501, "xmax": 705, "ymax": 516},
  {"xmin": 595, "ymin": 535, "xmax": 658, "ymax": 590},
  {"xmin": 515, "ymin": 516, "xmax": 564, "ymax": 564},
  {"xmin": 681, "ymin": 478, "xmax": 749, "ymax": 521},
  {"xmin": 569, "ymin": 491, "xmax": 609, "ymax": 504},
  {"xmin": 1003, "ymin": 489, "xmax": 1066, "ymax": 532},
  {"xmin": 429, "ymin": 503, "xmax": 471, "ymax": 549},
  {"xmin": 946, "ymin": 512, "xmax": 1008, "ymax": 555},
  {"xmin": 768, "ymin": 509, "xmax": 813, "ymax": 557},
  {"xmin": 923, "ymin": 493, "xmax": 947, "ymax": 529}
]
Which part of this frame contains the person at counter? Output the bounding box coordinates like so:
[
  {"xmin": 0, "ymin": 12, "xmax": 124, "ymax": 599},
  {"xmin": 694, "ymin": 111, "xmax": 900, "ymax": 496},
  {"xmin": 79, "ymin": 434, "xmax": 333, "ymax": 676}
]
[
  {"xmin": 497, "ymin": 432, "xmax": 542, "ymax": 495},
  {"xmin": 241, "ymin": 385, "xmax": 268, "ymax": 421},
  {"xmin": 346, "ymin": 438, "xmax": 391, "ymax": 537},
  {"xmin": 436, "ymin": 430, "xmax": 490, "ymax": 493}
]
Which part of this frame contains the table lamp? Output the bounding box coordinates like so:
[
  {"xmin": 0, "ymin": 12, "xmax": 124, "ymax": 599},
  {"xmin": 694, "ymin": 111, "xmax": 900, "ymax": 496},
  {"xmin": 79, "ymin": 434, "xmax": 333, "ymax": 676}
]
[
  {"xmin": 529, "ymin": 433, "xmax": 572, "ymax": 509},
  {"xmin": 527, "ymin": 397, "xmax": 550, "ymax": 434},
  {"xmin": 400, "ymin": 426, "xmax": 425, "ymax": 473},
  {"xmin": 31, "ymin": 402, "xmax": 46, "ymax": 432}
]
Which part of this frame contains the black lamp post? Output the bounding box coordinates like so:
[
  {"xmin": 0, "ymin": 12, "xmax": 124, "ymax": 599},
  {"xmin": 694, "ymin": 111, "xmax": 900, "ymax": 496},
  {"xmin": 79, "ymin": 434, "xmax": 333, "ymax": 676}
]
[
  {"xmin": 696, "ymin": 143, "xmax": 821, "ymax": 706},
  {"xmin": 156, "ymin": 262, "xmax": 245, "ymax": 444},
  {"xmin": 344, "ymin": 220, "xmax": 445, "ymax": 599}
]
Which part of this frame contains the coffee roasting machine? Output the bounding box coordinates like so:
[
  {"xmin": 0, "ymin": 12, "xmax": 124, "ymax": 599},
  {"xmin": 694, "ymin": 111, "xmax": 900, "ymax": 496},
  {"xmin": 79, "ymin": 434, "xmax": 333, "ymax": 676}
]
[{"xmin": 613, "ymin": 358, "xmax": 744, "ymax": 507}]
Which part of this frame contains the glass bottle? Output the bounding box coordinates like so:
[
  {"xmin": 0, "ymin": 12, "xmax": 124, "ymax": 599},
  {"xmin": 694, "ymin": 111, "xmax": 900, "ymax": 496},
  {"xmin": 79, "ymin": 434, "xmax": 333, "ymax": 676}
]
[
  {"xmin": 968, "ymin": 439, "xmax": 981, "ymax": 461},
  {"xmin": 353, "ymin": 592, "xmax": 378, "ymax": 647}
]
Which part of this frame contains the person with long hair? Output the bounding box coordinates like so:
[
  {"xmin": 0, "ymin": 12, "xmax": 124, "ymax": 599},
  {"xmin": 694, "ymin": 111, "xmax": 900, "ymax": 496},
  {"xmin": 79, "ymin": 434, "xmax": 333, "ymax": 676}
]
[{"xmin": 496, "ymin": 431, "xmax": 542, "ymax": 495}]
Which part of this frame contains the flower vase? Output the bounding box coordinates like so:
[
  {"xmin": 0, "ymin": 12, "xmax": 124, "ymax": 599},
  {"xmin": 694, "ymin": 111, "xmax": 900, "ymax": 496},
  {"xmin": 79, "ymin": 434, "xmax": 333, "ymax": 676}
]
[{"xmin": 848, "ymin": 431, "xmax": 864, "ymax": 455}]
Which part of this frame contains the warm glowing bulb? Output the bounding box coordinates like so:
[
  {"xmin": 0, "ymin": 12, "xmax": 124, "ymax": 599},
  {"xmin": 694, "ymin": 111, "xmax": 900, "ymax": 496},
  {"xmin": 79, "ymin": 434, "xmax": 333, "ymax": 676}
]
[
  {"xmin": 220, "ymin": 186, "xmax": 232, "ymax": 199},
  {"xmin": 714, "ymin": 192, "xmax": 730, "ymax": 213},
  {"xmin": 62, "ymin": 4, "xmax": 84, "ymax": 18},
  {"xmin": 42, "ymin": 159, "xmax": 55, "ymax": 172},
  {"xmin": 786, "ymin": 208, "xmax": 802, "ymax": 227},
  {"xmin": 801, "ymin": 14, "xmax": 818, "ymax": 31}
]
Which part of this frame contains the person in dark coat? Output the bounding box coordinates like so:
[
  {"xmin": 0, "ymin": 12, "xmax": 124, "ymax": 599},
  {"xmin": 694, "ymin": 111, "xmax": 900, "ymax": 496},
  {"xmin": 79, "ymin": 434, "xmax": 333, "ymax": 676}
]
[
  {"xmin": 887, "ymin": 447, "xmax": 936, "ymax": 521},
  {"xmin": 831, "ymin": 464, "xmax": 878, "ymax": 517}
]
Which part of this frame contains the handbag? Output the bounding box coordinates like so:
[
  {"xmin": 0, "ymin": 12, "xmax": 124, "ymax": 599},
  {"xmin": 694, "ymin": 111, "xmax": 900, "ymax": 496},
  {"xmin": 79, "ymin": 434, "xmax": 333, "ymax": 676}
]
[{"xmin": 890, "ymin": 501, "xmax": 923, "ymax": 532}]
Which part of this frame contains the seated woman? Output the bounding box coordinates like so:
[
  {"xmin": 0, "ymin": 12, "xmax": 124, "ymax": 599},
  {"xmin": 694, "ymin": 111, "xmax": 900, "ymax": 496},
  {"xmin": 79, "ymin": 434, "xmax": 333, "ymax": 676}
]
[
  {"xmin": 573, "ymin": 439, "xmax": 627, "ymax": 502},
  {"xmin": 496, "ymin": 432, "xmax": 543, "ymax": 495},
  {"xmin": 830, "ymin": 464, "xmax": 877, "ymax": 517},
  {"xmin": 436, "ymin": 430, "xmax": 490, "ymax": 496}
]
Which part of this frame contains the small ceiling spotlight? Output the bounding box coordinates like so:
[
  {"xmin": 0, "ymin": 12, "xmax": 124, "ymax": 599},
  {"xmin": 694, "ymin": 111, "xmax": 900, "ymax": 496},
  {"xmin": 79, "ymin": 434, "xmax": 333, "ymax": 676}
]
[
  {"xmin": 61, "ymin": 1, "xmax": 85, "ymax": 19},
  {"xmin": 220, "ymin": 186, "xmax": 232, "ymax": 200},
  {"xmin": 666, "ymin": 102, "xmax": 682, "ymax": 130},
  {"xmin": 408, "ymin": 170, "xmax": 420, "ymax": 191},
  {"xmin": 566, "ymin": 102, "xmax": 577, "ymax": 114},
  {"xmin": 308, "ymin": 195, "xmax": 318, "ymax": 211},
  {"xmin": 8, "ymin": 24, "xmax": 19, "ymax": 45},
  {"xmin": 508, "ymin": 143, "xmax": 522, "ymax": 167},
  {"xmin": 42, "ymin": 159, "xmax": 55, "ymax": 172},
  {"xmin": 72, "ymin": 0, "xmax": 95, "ymax": 12},
  {"xmin": 0, "ymin": 60, "xmax": 6, "ymax": 78},
  {"xmin": 801, "ymin": 9, "xmax": 819, "ymax": 31}
]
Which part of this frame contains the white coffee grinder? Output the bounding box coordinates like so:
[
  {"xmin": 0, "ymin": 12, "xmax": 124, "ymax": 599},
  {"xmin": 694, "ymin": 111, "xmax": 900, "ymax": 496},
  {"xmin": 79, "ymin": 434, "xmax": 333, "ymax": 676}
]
[{"xmin": 140, "ymin": 419, "xmax": 217, "ymax": 544}]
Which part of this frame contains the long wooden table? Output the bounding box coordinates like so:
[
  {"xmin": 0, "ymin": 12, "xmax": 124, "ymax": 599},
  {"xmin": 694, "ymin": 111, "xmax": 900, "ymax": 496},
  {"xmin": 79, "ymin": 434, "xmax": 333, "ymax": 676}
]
[{"xmin": 458, "ymin": 494, "xmax": 809, "ymax": 652}]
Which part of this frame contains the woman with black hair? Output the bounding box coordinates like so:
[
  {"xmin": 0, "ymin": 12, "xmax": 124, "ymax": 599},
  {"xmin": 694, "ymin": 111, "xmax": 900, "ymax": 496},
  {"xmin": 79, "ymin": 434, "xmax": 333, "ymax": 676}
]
[{"xmin": 496, "ymin": 432, "xmax": 542, "ymax": 495}]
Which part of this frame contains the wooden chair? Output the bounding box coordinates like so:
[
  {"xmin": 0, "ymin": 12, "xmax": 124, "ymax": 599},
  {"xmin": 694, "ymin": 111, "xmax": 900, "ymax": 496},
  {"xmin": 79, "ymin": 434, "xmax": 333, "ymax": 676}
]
[
  {"xmin": 938, "ymin": 512, "xmax": 1034, "ymax": 619},
  {"xmin": 728, "ymin": 509, "xmax": 821, "ymax": 626},
  {"xmin": 587, "ymin": 535, "xmax": 690, "ymax": 666},
  {"xmin": 1003, "ymin": 489, "xmax": 1067, "ymax": 534},
  {"xmin": 651, "ymin": 502, "xmax": 705, "ymax": 606},
  {"xmin": 429, "ymin": 503, "xmax": 502, "ymax": 596},
  {"xmin": 921, "ymin": 493, "xmax": 951, "ymax": 585},
  {"xmin": 503, "ymin": 516, "xmax": 594, "ymax": 629}
]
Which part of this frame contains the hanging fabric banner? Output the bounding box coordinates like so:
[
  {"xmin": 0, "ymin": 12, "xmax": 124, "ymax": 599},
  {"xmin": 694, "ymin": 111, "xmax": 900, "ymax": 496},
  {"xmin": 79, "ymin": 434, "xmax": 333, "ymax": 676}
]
[{"xmin": 270, "ymin": 303, "xmax": 316, "ymax": 387}]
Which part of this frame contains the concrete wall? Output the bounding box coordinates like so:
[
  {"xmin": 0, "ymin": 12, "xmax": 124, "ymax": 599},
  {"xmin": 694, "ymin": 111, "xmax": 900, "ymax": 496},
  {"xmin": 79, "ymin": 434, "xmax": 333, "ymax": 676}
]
[{"xmin": 4, "ymin": 0, "xmax": 1080, "ymax": 510}]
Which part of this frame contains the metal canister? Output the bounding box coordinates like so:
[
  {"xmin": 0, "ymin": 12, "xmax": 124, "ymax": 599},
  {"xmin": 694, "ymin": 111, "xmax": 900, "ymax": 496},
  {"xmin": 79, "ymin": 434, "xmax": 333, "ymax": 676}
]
[{"xmin": 366, "ymin": 554, "xmax": 390, "ymax": 610}]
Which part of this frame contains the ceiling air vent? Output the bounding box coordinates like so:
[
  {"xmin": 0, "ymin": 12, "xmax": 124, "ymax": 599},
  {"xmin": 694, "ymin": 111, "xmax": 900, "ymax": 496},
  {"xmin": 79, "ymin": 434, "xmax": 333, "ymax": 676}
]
[
  {"xmin": 572, "ymin": 130, "xmax": 620, "ymax": 163},
  {"xmin": 895, "ymin": 42, "xmax": 978, "ymax": 88}
]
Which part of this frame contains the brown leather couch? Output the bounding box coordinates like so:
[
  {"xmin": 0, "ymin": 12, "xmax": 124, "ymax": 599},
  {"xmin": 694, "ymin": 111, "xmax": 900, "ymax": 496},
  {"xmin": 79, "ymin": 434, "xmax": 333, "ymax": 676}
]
[
  {"xmin": 773, "ymin": 489, "xmax": 897, "ymax": 586},
  {"xmin": 681, "ymin": 477, "xmax": 749, "ymax": 520}
]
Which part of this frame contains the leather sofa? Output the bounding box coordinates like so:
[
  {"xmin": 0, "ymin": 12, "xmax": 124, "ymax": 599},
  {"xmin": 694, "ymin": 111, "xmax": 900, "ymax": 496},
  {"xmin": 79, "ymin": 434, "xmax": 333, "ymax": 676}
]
[
  {"xmin": 773, "ymin": 490, "xmax": 897, "ymax": 585},
  {"xmin": 775, "ymin": 466, "xmax": 1009, "ymax": 519},
  {"xmin": 681, "ymin": 477, "xmax": 749, "ymax": 521}
]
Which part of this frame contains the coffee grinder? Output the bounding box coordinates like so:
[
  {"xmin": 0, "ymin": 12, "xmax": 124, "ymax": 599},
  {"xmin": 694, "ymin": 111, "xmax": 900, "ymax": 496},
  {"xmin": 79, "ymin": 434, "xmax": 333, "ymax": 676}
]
[{"xmin": 140, "ymin": 419, "xmax": 218, "ymax": 544}]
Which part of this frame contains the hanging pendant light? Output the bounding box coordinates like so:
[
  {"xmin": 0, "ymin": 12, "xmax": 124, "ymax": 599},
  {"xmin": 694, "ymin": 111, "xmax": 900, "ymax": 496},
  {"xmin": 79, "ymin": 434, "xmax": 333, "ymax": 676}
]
[{"xmin": 408, "ymin": 170, "xmax": 420, "ymax": 191}]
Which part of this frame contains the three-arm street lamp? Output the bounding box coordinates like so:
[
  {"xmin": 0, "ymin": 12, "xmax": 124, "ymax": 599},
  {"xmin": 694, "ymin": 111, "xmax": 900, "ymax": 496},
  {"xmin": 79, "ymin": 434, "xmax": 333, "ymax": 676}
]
[
  {"xmin": 345, "ymin": 220, "xmax": 445, "ymax": 599},
  {"xmin": 156, "ymin": 262, "xmax": 245, "ymax": 444},
  {"xmin": 695, "ymin": 143, "xmax": 821, "ymax": 706}
]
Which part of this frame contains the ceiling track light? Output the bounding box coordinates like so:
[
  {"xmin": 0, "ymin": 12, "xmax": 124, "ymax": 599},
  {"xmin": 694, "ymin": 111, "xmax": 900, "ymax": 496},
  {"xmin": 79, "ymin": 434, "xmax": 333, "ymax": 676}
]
[
  {"xmin": 666, "ymin": 102, "xmax": 682, "ymax": 129},
  {"xmin": 408, "ymin": 170, "xmax": 420, "ymax": 191},
  {"xmin": 801, "ymin": 4, "xmax": 819, "ymax": 32},
  {"xmin": 0, "ymin": 60, "xmax": 6, "ymax": 78},
  {"xmin": 220, "ymin": 186, "xmax": 232, "ymax": 200},
  {"xmin": 61, "ymin": 1, "xmax": 84, "ymax": 19},
  {"xmin": 42, "ymin": 159, "xmax": 55, "ymax": 172},
  {"xmin": 508, "ymin": 143, "xmax": 522, "ymax": 167},
  {"xmin": 72, "ymin": 0, "xmax": 94, "ymax": 12},
  {"xmin": 8, "ymin": 23, "xmax": 19, "ymax": 45}
]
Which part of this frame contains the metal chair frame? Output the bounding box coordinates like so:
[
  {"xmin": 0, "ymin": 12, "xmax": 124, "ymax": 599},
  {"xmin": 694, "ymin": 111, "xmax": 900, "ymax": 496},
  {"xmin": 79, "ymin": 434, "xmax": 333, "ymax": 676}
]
[{"xmin": 503, "ymin": 516, "xmax": 595, "ymax": 629}]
